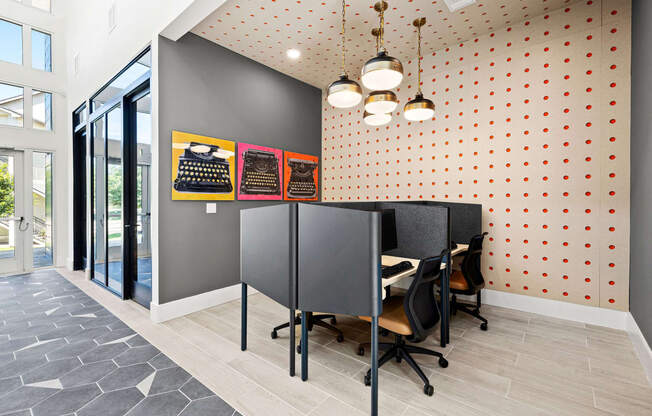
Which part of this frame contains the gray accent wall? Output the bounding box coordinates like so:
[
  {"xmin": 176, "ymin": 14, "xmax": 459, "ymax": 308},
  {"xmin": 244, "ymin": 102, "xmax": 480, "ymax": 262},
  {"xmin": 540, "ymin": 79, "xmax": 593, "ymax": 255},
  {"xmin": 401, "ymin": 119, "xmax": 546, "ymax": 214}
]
[
  {"xmin": 630, "ymin": 0, "xmax": 652, "ymax": 346},
  {"xmin": 158, "ymin": 33, "xmax": 321, "ymax": 304}
]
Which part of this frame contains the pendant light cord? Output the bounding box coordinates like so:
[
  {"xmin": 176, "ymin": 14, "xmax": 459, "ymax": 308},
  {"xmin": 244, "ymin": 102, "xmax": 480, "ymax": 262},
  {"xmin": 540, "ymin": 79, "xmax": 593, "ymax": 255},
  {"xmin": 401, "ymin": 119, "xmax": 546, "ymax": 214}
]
[
  {"xmin": 380, "ymin": 3, "xmax": 386, "ymax": 52},
  {"xmin": 340, "ymin": 0, "xmax": 347, "ymax": 76},
  {"xmin": 417, "ymin": 21, "xmax": 422, "ymax": 95}
]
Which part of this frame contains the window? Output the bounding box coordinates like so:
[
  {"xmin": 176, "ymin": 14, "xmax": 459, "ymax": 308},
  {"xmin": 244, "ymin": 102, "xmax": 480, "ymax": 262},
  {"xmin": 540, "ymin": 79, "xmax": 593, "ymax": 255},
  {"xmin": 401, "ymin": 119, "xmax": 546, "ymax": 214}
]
[
  {"xmin": 31, "ymin": 0, "xmax": 51, "ymax": 12},
  {"xmin": 92, "ymin": 50, "xmax": 151, "ymax": 111},
  {"xmin": 32, "ymin": 90, "xmax": 52, "ymax": 130},
  {"xmin": 73, "ymin": 104, "xmax": 87, "ymax": 128},
  {"xmin": 0, "ymin": 19, "xmax": 23, "ymax": 65},
  {"xmin": 33, "ymin": 152, "xmax": 53, "ymax": 268},
  {"xmin": 32, "ymin": 29, "xmax": 51, "ymax": 72},
  {"xmin": 0, "ymin": 83, "xmax": 24, "ymax": 127}
]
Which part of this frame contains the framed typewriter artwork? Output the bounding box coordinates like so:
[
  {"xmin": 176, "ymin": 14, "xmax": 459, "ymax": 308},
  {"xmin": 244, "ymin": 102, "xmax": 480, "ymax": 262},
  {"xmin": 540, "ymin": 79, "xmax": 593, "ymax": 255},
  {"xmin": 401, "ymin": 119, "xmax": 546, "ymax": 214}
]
[
  {"xmin": 171, "ymin": 130, "xmax": 236, "ymax": 201},
  {"xmin": 283, "ymin": 151, "xmax": 319, "ymax": 201},
  {"xmin": 237, "ymin": 143, "xmax": 283, "ymax": 200}
]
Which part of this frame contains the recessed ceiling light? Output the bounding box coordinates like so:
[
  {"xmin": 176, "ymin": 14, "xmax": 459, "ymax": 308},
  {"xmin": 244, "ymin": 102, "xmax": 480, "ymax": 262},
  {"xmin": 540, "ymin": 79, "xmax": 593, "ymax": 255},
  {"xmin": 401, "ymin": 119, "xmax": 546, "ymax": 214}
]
[
  {"xmin": 287, "ymin": 49, "xmax": 301, "ymax": 59},
  {"xmin": 443, "ymin": 0, "xmax": 476, "ymax": 12}
]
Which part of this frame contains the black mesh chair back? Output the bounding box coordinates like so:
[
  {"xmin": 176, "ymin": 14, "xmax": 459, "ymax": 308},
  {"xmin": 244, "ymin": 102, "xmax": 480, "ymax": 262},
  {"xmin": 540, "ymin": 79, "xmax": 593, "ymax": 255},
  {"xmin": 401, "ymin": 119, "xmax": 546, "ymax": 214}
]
[
  {"xmin": 460, "ymin": 232, "xmax": 488, "ymax": 292},
  {"xmin": 404, "ymin": 250, "xmax": 448, "ymax": 343}
]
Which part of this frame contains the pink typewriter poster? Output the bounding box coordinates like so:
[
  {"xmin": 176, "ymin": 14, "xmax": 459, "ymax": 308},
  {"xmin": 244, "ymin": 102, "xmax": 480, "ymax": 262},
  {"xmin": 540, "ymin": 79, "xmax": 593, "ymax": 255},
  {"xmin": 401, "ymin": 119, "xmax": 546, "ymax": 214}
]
[{"xmin": 236, "ymin": 143, "xmax": 283, "ymax": 200}]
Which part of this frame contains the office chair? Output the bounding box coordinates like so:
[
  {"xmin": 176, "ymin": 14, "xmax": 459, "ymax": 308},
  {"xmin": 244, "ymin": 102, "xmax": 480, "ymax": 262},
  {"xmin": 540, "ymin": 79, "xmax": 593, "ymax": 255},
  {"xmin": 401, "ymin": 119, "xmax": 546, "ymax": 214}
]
[
  {"xmin": 271, "ymin": 312, "xmax": 343, "ymax": 352},
  {"xmin": 439, "ymin": 232, "xmax": 489, "ymax": 331},
  {"xmin": 358, "ymin": 252, "xmax": 449, "ymax": 396}
]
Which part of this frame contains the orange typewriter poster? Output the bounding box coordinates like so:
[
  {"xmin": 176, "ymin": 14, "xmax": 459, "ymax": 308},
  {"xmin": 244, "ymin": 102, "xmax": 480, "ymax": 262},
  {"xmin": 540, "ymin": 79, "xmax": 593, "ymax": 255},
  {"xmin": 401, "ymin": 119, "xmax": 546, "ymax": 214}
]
[
  {"xmin": 283, "ymin": 151, "xmax": 319, "ymax": 201},
  {"xmin": 171, "ymin": 130, "xmax": 236, "ymax": 200}
]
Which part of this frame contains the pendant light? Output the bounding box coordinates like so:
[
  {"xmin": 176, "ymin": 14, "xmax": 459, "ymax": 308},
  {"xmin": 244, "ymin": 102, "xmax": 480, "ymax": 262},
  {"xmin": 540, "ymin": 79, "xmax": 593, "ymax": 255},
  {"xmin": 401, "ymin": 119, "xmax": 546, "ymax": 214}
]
[
  {"xmin": 327, "ymin": 0, "xmax": 362, "ymax": 108},
  {"xmin": 404, "ymin": 17, "xmax": 435, "ymax": 121},
  {"xmin": 361, "ymin": 1, "xmax": 403, "ymax": 91},
  {"xmin": 364, "ymin": 29, "xmax": 398, "ymax": 114},
  {"xmin": 363, "ymin": 111, "xmax": 392, "ymax": 126}
]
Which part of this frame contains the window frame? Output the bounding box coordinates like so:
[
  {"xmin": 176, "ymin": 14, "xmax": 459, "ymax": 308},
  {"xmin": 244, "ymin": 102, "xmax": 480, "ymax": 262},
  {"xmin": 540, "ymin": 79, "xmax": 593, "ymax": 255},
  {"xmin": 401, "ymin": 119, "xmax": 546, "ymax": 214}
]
[
  {"xmin": 30, "ymin": 28, "xmax": 52, "ymax": 72},
  {"xmin": 0, "ymin": 17, "xmax": 24, "ymax": 66}
]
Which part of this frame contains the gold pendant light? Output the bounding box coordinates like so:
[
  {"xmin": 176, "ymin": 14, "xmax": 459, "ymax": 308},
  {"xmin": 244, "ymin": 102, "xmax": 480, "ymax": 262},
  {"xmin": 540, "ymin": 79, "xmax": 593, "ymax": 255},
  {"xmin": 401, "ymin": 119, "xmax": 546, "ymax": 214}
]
[
  {"xmin": 363, "ymin": 111, "xmax": 392, "ymax": 126},
  {"xmin": 404, "ymin": 17, "xmax": 435, "ymax": 121},
  {"xmin": 327, "ymin": 0, "xmax": 362, "ymax": 108},
  {"xmin": 361, "ymin": 1, "xmax": 403, "ymax": 91},
  {"xmin": 364, "ymin": 28, "xmax": 398, "ymax": 115}
]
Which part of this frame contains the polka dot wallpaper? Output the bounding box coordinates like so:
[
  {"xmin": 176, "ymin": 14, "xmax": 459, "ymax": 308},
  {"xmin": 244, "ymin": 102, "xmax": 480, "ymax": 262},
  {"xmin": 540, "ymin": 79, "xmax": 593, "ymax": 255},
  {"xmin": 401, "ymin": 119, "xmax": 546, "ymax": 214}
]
[{"xmin": 321, "ymin": 0, "xmax": 631, "ymax": 310}]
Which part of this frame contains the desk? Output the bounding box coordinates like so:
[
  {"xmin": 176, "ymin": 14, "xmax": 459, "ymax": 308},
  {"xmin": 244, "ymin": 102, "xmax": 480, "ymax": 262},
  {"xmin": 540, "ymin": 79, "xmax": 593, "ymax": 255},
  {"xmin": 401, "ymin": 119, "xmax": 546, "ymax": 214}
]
[{"xmin": 380, "ymin": 243, "xmax": 468, "ymax": 347}]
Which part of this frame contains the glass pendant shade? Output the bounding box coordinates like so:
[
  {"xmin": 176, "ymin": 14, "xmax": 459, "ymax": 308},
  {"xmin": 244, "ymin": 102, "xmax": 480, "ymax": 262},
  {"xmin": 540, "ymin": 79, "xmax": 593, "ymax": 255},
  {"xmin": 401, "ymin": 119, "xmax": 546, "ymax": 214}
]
[
  {"xmin": 327, "ymin": 75, "xmax": 363, "ymax": 108},
  {"xmin": 361, "ymin": 52, "xmax": 404, "ymax": 90},
  {"xmin": 363, "ymin": 111, "xmax": 391, "ymax": 126},
  {"xmin": 364, "ymin": 90, "xmax": 398, "ymax": 114},
  {"xmin": 404, "ymin": 93, "xmax": 435, "ymax": 121}
]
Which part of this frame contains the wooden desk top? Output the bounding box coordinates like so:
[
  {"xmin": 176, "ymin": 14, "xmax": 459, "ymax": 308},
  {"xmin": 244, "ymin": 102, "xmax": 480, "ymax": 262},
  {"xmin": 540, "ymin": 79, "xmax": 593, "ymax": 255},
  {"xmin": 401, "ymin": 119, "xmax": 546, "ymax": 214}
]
[{"xmin": 381, "ymin": 244, "xmax": 468, "ymax": 289}]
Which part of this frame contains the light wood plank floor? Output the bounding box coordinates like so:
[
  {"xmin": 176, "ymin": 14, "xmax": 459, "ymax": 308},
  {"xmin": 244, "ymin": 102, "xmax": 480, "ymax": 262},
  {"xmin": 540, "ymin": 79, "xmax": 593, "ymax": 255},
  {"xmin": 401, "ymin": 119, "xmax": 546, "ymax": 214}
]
[{"xmin": 58, "ymin": 269, "xmax": 652, "ymax": 416}]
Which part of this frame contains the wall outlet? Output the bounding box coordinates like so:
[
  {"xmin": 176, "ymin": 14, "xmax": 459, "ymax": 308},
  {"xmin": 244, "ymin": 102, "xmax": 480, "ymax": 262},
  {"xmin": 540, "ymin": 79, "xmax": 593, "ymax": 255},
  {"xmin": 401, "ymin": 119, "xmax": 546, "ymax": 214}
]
[{"xmin": 206, "ymin": 203, "xmax": 217, "ymax": 214}]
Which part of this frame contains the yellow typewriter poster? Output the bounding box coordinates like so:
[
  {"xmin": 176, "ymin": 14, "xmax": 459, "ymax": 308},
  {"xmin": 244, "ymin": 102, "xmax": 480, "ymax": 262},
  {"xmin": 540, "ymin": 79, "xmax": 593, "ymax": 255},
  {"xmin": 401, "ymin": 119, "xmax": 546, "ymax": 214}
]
[{"xmin": 171, "ymin": 131, "xmax": 236, "ymax": 201}]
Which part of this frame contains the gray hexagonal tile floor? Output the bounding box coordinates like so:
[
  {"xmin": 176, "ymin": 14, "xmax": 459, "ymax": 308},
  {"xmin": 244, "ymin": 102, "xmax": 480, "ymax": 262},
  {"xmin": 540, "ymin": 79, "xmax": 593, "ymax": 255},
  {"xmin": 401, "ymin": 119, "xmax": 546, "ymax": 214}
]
[{"xmin": 0, "ymin": 270, "xmax": 241, "ymax": 416}]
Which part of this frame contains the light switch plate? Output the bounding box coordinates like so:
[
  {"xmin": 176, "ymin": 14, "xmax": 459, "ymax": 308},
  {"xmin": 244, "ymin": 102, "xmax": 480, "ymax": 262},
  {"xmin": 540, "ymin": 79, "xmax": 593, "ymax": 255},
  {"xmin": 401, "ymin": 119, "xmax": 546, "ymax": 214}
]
[{"xmin": 206, "ymin": 203, "xmax": 217, "ymax": 214}]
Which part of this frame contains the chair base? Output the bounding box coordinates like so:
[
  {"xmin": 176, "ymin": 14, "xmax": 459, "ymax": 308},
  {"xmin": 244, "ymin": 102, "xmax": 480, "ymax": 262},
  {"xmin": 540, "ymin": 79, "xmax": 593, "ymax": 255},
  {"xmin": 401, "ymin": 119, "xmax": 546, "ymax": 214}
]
[
  {"xmin": 271, "ymin": 313, "xmax": 344, "ymax": 350},
  {"xmin": 363, "ymin": 335, "xmax": 448, "ymax": 396},
  {"xmin": 451, "ymin": 292, "xmax": 488, "ymax": 331}
]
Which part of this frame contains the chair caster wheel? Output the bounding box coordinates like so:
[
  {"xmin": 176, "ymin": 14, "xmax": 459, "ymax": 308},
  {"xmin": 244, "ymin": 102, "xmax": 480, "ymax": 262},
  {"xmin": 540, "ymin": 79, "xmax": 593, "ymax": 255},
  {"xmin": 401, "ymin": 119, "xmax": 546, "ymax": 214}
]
[
  {"xmin": 336, "ymin": 334, "xmax": 344, "ymax": 343},
  {"xmin": 271, "ymin": 330, "xmax": 278, "ymax": 339},
  {"xmin": 438, "ymin": 357, "xmax": 449, "ymax": 368},
  {"xmin": 331, "ymin": 317, "xmax": 337, "ymax": 325},
  {"xmin": 480, "ymin": 322, "xmax": 488, "ymax": 331},
  {"xmin": 364, "ymin": 374, "xmax": 371, "ymax": 386},
  {"xmin": 424, "ymin": 384, "xmax": 434, "ymax": 396},
  {"xmin": 297, "ymin": 344, "xmax": 302, "ymax": 354},
  {"xmin": 396, "ymin": 356, "xmax": 402, "ymax": 363},
  {"xmin": 357, "ymin": 346, "xmax": 365, "ymax": 356}
]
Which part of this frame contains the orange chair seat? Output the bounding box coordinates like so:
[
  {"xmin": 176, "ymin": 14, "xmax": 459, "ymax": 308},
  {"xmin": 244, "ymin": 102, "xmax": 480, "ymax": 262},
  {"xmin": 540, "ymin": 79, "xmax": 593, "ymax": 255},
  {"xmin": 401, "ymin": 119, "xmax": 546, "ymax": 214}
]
[
  {"xmin": 435, "ymin": 270, "xmax": 469, "ymax": 291},
  {"xmin": 359, "ymin": 296, "xmax": 412, "ymax": 336}
]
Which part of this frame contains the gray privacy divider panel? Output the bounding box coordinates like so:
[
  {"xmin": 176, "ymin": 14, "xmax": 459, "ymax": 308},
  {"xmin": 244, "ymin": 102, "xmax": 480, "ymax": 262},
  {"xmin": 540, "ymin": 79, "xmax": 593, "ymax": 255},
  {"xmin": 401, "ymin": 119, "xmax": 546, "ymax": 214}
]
[
  {"xmin": 422, "ymin": 201, "xmax": 482, "ymax": 244},
  {"xmin": 240, "ymin": 204, "xmax": 297, "ymax": 308},
  {"xmin": 297, "ymin": 203, "xmax": 381, "ymax": 317},
  {"xmin": 376, "ymin": 202, "xmax": 450, "ymax": 260}
]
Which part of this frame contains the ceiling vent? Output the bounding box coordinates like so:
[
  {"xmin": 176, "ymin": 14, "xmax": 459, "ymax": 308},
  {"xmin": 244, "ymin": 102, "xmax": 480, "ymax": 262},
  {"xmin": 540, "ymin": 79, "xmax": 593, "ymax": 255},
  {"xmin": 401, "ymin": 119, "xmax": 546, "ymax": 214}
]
[{"xmin": 443, "ymin": 0, "xmax": 476, "ymax": 12}]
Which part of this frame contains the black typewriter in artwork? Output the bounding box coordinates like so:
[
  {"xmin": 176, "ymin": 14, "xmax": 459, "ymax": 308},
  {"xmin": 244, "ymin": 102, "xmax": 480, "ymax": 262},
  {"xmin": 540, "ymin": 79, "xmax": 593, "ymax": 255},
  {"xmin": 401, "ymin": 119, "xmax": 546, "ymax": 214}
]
[
  {"xmin": 286, "ymin": 158, "xmax": 318, "ymax": 199},
  {"xmin": 240, "ymin": 149, "xmax": 281, "ymax": 195},
  {"xmin": 173, "ymin": 142, "xmax": 233, "ymax": 193}
]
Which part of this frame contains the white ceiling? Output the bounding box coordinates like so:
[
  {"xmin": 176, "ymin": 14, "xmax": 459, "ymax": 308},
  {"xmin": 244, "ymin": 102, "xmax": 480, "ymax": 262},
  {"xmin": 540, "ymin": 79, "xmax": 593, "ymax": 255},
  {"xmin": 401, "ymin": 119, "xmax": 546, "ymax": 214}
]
[{"xmin": 192, "ymin": 0, "xmax": 574, "ymax": 89}]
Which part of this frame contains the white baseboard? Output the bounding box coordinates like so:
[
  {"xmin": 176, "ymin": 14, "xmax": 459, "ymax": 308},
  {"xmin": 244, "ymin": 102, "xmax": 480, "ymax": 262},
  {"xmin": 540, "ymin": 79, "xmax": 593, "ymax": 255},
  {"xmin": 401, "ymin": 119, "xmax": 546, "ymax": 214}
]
[
  {"xmin": 150, "ymin": 283, "xmax": 255, "ymax": 323},
  {"xmin": 476, "ymin": 289, "xmax": 628, "ymax": 330},
  {"xmin": 625, "ymin": 312, "xmax": 652, "ymax": 385}
]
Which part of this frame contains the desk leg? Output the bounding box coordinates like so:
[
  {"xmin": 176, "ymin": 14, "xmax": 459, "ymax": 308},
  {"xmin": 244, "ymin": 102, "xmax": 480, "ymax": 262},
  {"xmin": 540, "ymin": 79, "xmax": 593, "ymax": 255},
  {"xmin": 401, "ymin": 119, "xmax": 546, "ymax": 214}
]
[
  {"xmin": 446, "ymin": 253, "xmax": 452, "ymax": 344},
  {"xmin": 371, "ymin": 316, "xmax": 379, "ymax": 416},
  {"xmin": 440, "ymin": 259, "xmax": 449, "ymax": 348},
  {"xmin": 301, "ymin": 311, "xmax": 308, "ymax": 381},
  {"xmin": 289, "ymin": 307, "xmax": 295, "ymax": 377},
  {"xmin": 241, "ymin": 283, "xmax": 247, "ymax": 351}
]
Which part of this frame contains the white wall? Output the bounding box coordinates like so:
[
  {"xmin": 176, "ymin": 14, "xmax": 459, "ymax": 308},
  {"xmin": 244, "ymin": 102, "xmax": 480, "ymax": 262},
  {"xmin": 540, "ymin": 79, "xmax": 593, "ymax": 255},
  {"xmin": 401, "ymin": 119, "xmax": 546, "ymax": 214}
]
[{"xmin": 0, "ymin": 0, "xmax": 68, "ymax": 270}]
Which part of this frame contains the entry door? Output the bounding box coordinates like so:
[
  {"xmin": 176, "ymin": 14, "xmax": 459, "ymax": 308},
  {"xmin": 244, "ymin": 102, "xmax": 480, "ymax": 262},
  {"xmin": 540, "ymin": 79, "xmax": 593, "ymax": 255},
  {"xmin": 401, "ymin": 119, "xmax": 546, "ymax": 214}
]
[
  {"xmin": 0, "ymin": 150, "xmax": 26, "ymax": 274},
  {"xmin": 128, "ymin": 88, "xmax": 152, "ymax": 307}
]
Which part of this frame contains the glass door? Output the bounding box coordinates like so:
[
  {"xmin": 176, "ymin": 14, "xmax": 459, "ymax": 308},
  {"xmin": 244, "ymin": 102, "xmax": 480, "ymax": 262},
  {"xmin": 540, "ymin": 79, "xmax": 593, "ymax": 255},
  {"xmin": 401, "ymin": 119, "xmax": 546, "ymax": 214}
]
[
  {"xmin": 128, "ymin": 88, "xmax": 151, "ymax": 307},
  {"xmin": 0, "ymin": 150, "xmax": 26, "ymax": 274},
  {"xmin": 90, "ymin": 105, "xmax": 124, "ymax": 296},
  {"xmin": 32, "ymin": 152, "xmax": 53, "ymax": 268}
]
